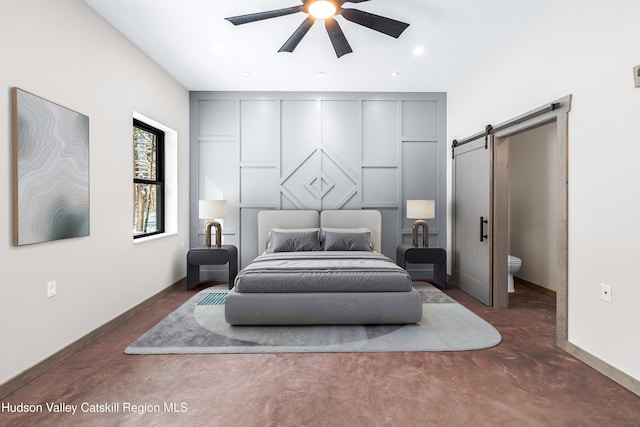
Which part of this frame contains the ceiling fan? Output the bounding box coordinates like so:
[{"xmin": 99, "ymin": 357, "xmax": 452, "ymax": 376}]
[{"xmin": 225, "ymin": 0, "xmax": 410, "ymax": 58}]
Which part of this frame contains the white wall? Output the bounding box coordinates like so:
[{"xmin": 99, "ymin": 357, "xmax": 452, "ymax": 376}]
[
  {"xmin": 509, "ymin": 123, "xmax": 559, "ymax": 292},
  {"xmin": 0, "ymin": 0, "xmax": 189, "ymax": 386},
  {"xmin": 448, "ymin": 0, "xmax": 640, "ymax": 381}
]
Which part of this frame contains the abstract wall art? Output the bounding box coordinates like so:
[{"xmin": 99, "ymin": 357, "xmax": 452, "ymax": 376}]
[{"xmin": 12, "ymin": 88, "xmax": 90, "ymax": 246}]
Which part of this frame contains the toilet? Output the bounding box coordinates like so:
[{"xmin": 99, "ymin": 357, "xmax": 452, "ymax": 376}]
[{"xmin": 508, "ymin": 255, "xmax": 522, "ymax": 293}]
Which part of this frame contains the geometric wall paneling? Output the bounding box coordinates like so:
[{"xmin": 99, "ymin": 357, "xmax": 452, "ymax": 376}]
[
  {"xmin": 280, "ymin": 148, "xmax": 321, "ymax": 210},
  {"xmin": 363, "ymin": 100, "xmax": 399, "ymax": 165},
  {"xmin": 402, "ymin": 140, "xmax": 439, "ymax": 231},
  {"xmin": 362, "ymin": 167, "xmax": 399, "ymax": 207},
  {"xmin": 320, "ymin": 148, "xmax": 359, "ymax": 210},
  {"xmin": 321, "ymin": 100, "xmax": 359, "ymax": 177},
  {"xmin": 193, "ymin": 98, "xmax": 239, "ymax": 276},
  {"xmin": 190, "ymin": 91, "xmax": 447, "ymax": 277},
  {"xmin": 280, "ymin": 147, "xmax": 359, "ymax": 210},
  {"xmin": 241, "ymin": 165, "xmax": 279, "ymax": 207},
  {"xmin": 198, "ymin": 140, "xmax": 239, "ymax": 246},
  {"xmin": 281, "ymin": 100, "xmax": 320, "ymax": 172},
  {"xmin": 198, "ymin": 141, "xmax": 236, "ymax": 201},
  {"xmin": 280, "ymin": 100, "xmax": 360, "ymax": 211},
  {"xmin": 402, "ymin": 100, "xmax": 439, "ymax": 140},
  {"xmin": 281, "ymin": 192, "xmax": 301, "ymax": 210},
  {"xmin": 198, "ymin": 100, "xmax": 236, "ymax": 137},
  {"xmin": 195, "ymin": 98, "xmax": 239, "ymax": 233},
  {"xmin": 402, "ymin": 141, "xmax": 439, "ymax": 195},
  {"xmin": 319, "ymin": 100, "xmax": 359, "ymax": 210},
  {"xmin": 240, "ymin": 100, "xmax": 279, "ymax": 163}
]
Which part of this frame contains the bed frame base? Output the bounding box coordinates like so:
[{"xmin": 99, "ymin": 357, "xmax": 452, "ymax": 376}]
[{"xmin": 225, "ymin": 289, "xmax": 422, "ymax": 326}]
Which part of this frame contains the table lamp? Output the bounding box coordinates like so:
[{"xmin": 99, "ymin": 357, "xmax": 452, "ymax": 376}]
[
  {"xmin": 199, "ymin": 200, "xmax": 227, "ymax": 248},
  {"xmin": 407, "ymin": 200, "xmax": 435, "ymax": 247}
]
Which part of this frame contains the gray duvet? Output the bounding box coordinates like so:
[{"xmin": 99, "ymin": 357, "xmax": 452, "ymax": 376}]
[{"xmin": 234, "ymin": 251, "xmax": 412, "ymax": 293}]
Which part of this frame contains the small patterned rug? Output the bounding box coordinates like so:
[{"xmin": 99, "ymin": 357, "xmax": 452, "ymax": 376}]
[{"xmin": 125, "ymin": 282, "xmax": 501, "ymax": 354}]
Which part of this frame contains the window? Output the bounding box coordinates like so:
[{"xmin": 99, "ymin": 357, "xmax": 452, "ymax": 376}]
[{"xmin": 133, "ymin": 119, "xmax": 164, "ymax": 238}]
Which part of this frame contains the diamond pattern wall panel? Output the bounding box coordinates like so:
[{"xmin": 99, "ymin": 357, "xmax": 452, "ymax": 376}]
[{"xmin": 190, "ymin": 92, "xmax": 447, "ymax": 271}]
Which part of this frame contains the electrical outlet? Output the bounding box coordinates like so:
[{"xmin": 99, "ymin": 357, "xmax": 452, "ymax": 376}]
[
  {"xmin": 600, "ymin": 284, "xmax": 612, "ymax": 302},
  {"xmin": 47, "ymin": 281, "xmax": 56, "ymax": 298}
]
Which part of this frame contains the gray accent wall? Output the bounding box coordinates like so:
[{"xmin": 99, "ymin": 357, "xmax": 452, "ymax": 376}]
[{"xmin": 189, "ymin": 92, "xmax": 447, "ymax": 278}]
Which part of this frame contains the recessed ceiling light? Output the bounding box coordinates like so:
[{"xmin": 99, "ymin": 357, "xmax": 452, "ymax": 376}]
[
  {"xmin": 212, "ymin": 44, "xmax": 225, "ymax": 56},
  {"xmin": 242, "ymin": 71, "xmax": 252, "ymax": 77},
  {"xmin": 309, "ymin": 1, "xmax": 337, "ymax": 20},
  {"xmin": 316, "ymin": 71, "xmax": 326, "ymax": 78},
  {"xmin": 413, "ymin": 46, "xmax": 425, "ymax": 56},
  {"xmin": 390, "ymin": 72, "xmax": 400, "ymax": 78}
]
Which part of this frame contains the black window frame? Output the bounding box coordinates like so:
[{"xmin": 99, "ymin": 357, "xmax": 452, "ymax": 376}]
[{"xmin": 133, "ymin": 118, "xmax": 165, "ymax": 239}]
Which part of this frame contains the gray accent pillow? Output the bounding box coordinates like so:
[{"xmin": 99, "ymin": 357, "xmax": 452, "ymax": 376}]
[
  {"xmin": 321, "ymin": 227, "xmax": 369, "ymax": 242},
  {"xmin": 266, "ymin": 228, "xmax": 321, "ymax": 253},
  {"xmin": 322, "ymin": 230, "xmax": 373, "ymax": 251}
]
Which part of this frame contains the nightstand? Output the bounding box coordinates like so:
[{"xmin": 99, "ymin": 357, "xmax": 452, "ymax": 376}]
[
  {"xmin": 187, "ymin": 245, "xmax": 238, "ymax": 290},
  {"xmin": 396, "ymin": 244, "xmax": 447, "ymax": 289}
]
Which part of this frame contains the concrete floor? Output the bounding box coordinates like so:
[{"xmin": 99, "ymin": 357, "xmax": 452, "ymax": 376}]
[{"xmin": 2, "ymin": 281, "xmax": 639, "ymax": 426}]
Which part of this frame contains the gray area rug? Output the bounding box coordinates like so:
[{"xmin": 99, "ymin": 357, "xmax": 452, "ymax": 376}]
[{"xmin": 125, "ymin": 283, "xmax": 501, "ymax": 354}]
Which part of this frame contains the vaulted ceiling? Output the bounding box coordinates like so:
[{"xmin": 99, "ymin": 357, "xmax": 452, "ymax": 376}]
[{"xmin": 83, "ymin": 0, "xmax": 555, "ymax": 92}]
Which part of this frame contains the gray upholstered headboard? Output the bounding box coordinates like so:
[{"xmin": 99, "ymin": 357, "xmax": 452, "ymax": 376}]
[{"xmin": 257, "ymin": 209, "xmax": 382, "ymax": 255}]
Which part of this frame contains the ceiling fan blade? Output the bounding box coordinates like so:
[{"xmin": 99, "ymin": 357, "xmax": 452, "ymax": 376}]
[
  {"xmin": 325, "ymin": 18, "xmax": 353, "ymax": 58},
  {"xmin": 279, "ymin": 16, "xmax": 315, "ymax": 53},
  {"xmin": 340, "ymin": 8, "xmax": 409, "ymax": 38},
  {"xmin": 225, "ymin": 6, "xmax": 304, "ymax": 26},
  {"xmin": 340, "ymin": 0, "xmax": 371, "ymax": 3}
]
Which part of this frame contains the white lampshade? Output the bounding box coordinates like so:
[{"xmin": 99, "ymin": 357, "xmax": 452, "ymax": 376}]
[
  {"xmin": 407, "ymin": 200, "xmax": 435, "ymax": 219},
  {"xmin": 199, "ymin": 200, "xmax": 227, "ymax": 219}
]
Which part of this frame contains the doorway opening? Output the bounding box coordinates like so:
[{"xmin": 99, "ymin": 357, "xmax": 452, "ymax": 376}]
[
  {"xmin": 504, "ymin": 122, "xmax": 559, "ymax": 297},
  {"xmin": 492, "ymin": 95, "xmax": 571, "ymax": 348}
]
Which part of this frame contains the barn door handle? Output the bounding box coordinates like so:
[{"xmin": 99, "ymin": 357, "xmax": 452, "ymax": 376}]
[{"xmin": 480, "ymin": 216, "xmax": 488, "ymax": 242}]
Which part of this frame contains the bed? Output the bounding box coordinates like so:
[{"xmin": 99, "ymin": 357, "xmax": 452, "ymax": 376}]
[{"xmin": 224, "ymin": 209, "xmax": 422, "ymax": 325}]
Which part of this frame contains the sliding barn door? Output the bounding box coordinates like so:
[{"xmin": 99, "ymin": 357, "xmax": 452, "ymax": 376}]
[{"xmin": 452, "ymin": 134, "xmax": 493, "ymax": 306}]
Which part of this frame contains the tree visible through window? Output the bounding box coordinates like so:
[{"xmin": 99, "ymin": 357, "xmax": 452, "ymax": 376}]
[{"xmin": 133, "ymin": 119, "xmax": 164, "ymax": 238}]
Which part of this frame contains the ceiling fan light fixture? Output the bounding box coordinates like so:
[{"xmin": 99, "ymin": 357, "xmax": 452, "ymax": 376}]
[
  {"xmin": 308, "ymin": 1, "xmax": 337, "ymax": 20},
  {"xmin": 225, "ymin": 0, "xmax": 410, "ymax": 57}
]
